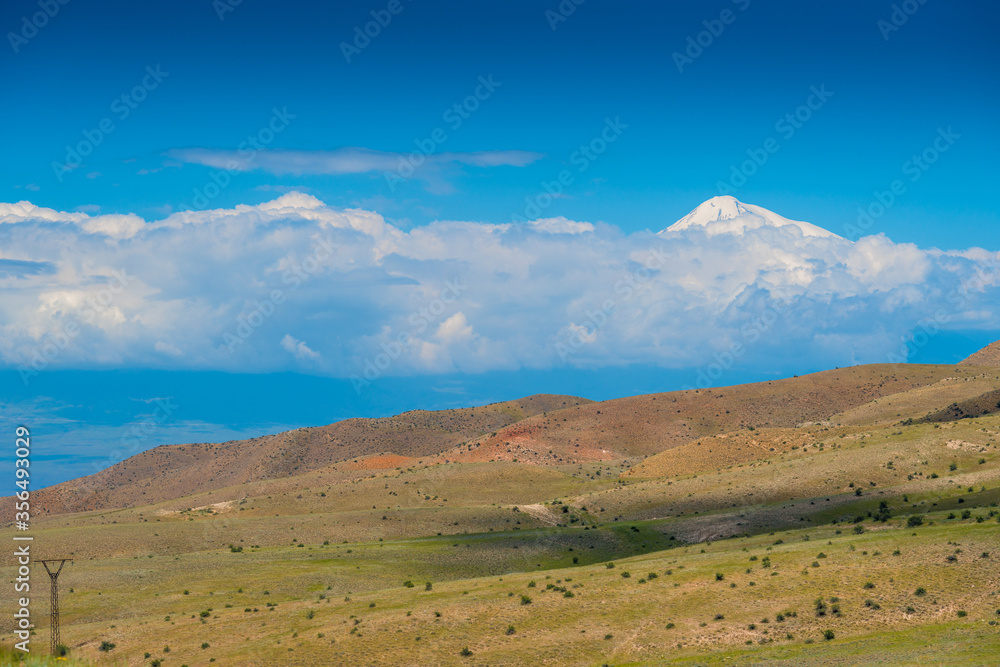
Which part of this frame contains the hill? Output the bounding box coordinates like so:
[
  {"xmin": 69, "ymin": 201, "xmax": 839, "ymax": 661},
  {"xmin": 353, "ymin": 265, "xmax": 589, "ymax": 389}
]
[
  {"xmin": 5, "ymin": 345, "xmax": 1000, "ymax": 665},
  {"xmin": 960, "ymin": 338, "xmax": 1000, "ymax": 367},
  {"xmin": 28, "ymin": 394, "xmax": 591, "ymax": 515},
  {"xmin": 24, "ymin": 361, "xmax": 1000, "ymax": 517}
]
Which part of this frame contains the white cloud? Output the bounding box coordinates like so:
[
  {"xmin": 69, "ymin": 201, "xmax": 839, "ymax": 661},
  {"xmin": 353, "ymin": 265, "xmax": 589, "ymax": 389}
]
[
  {"xmin": 281, "ymin": 334, "xmax": 319, "ymax": 362},
  {"xmin": 167, "ymin": 147, "xmax": 543, "ymax": 194},
  {"xmin": 0, "ymin": 192, "xmax": 997, "ymax": 378}
]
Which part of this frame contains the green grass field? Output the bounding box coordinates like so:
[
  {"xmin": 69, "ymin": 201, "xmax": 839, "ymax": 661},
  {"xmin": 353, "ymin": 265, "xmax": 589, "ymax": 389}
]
[{"xmin": 4, "ymin": 376, "xmax": 1000, "ymax": 665}]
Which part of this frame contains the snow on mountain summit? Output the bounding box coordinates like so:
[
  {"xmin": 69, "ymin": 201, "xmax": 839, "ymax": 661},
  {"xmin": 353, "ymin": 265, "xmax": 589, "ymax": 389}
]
[{"xmin": 661, "ymin": 196, "xmax": 841, "ymax": 239}]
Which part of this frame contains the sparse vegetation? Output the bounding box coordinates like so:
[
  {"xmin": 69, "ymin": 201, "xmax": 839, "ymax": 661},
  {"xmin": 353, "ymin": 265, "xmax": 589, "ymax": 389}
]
[{"xmin": 12, "ymin": 362, "xmax": 1000, "ymax": 665}]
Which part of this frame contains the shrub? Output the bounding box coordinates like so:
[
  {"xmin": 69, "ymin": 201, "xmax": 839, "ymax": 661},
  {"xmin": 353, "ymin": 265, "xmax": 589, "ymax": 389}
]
[
  {"xmin": 460, "ymin": 647, "xmax": 473, "ymax": 656},
  {"xmin": 606, "ymin": 562, "xmax": 615, "ymax": 569},
  {"xmin": 823, "ymin": 629, "xmax": 835, "ymax": 641},
  {"xmin": 949, "ymin": 462, "xmax": 958, "ymax": 471},
  {"xmin": 98, "ymin": 641, "xmax": 116, "ymax": 652},
  {"xmin": 853, "ymin": 525, "xmax": 865, "ymax": 534},
  {"xmin": 55, "ymin": 644, "xmax": 69, "ymax": 657},
  {"xmin": 907, "ymin": 515, "xmax": 924, "ymax": 527},
  {"xmin": 815, "ymin": 599, "xmax": 827, "ymax": 617},
  {"xmin": 425, "ymin": 582, "xmax": 433, "ymax": 591},
  {"xmin": 714, "ymin": 614, "xmax": 724, "ymax": 620},
  {"xmin": 665, "ymin": 622, "xmax": 675, "ymax": 629},
  {"xmin": 957, "ymin": 610, "xmax": 968, "ymax": 618},
  {"xmin": 863, "ymin": 581, "xmax": 875, "ymax": 589},
  {"xmin": 306, "ymin": 610, "xmax": 314, "ymax": 619},
  {"xmin": 715, "ymin": 573, "xmax": 724, "ymax": 581},
  {"xmin": 403, "ymin": 581, "xmax": 414, "ymax": 588},
  {"xmin": 200, "ymin": 610, "xmax": 211, "ymax": 618},
  {"xmin": 914, "ymin": 587, "xmax": 927, "ymax": 596},
  {"xmin": 505, "ymin": 625, "xmax": 516, "ymax": 635},
  {"xmin": 201, "ymin": 643, "xmax": 210, "ymax": 649},
  {"xmin": 621, "ymin": 571, "xmax": 631, "ymax": 578},
  {"xmin": 520, "ymin": 595, "xmax": 532, "ymax": 605}
]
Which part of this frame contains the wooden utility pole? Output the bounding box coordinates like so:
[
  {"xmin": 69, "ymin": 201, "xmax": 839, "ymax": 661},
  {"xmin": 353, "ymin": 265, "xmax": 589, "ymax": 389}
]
[{"xmin": 38, "ymin": 559, "xmax": 72, "ymax": 655}]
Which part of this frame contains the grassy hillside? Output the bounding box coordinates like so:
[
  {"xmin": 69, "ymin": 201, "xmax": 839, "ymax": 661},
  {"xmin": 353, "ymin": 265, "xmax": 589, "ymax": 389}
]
[
  {"xmin": 960, "ymin": 339, "xmax": 1000, "ymax": 367},
  {"xmin": 24, "ymin": 394, "xmax": 591, "ymax": 516},
  {"xmin": 5, "ymin": 353, "xmax": 1000, "ymax": 665}
]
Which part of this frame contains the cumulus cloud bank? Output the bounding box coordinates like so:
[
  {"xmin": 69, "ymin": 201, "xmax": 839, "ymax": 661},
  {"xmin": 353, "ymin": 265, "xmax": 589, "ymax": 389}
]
[{"xmin": 1, "ymin": 192, "xmax": 998, "ymax": 382}]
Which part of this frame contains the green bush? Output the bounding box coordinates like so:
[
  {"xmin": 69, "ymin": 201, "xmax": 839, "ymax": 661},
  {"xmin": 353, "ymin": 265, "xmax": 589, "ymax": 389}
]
[
  {"xmin": 907, "ymin": 515, "xmax": 924, "ymax": 527},
  {"xmin": 823, "ymin": 629, "xmax": 835, "ymax": 641},
  {"xmin": 99, "ymin": 641, "xmax": 116, "ymax": 652},
  {"xmin": 520, "ymin": 595, "xmax": 532, "ymax": 605}
]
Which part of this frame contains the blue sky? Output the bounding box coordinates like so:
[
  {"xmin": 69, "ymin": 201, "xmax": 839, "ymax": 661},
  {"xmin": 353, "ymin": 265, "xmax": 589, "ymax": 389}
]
[
  {"xmin": 4, "ymin": 0, "xmax": 999, "ymax": 246},
  {"xmin": 3, "ymin": 0, "xmax": 1000, "ymax": 486}
]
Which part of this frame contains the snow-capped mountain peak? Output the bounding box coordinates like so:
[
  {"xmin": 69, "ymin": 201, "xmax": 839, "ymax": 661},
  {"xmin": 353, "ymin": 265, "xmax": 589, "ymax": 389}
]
[{"xmin": 661, "ymin": 196, "xmax": 841, "ymax": 239}]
